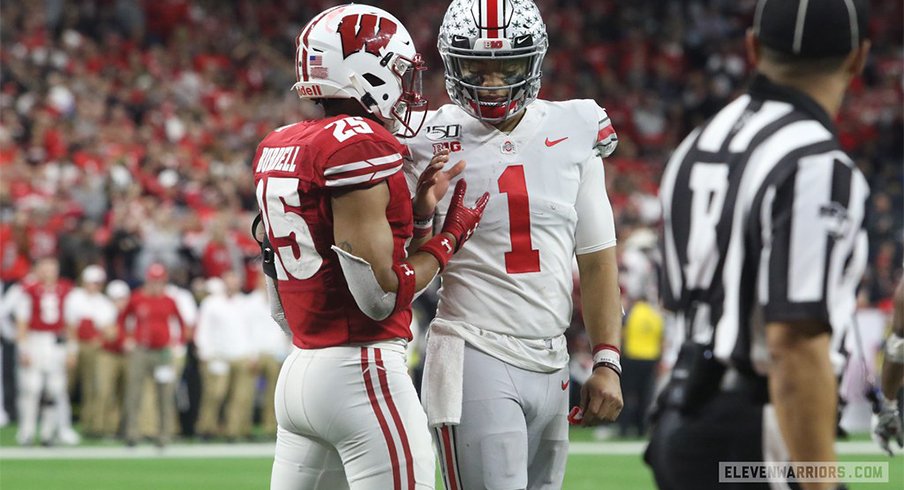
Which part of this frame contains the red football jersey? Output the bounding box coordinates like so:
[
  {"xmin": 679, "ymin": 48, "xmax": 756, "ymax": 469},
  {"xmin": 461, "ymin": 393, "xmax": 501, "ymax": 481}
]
[
  {"xmin": 252, "ymin": 115, "xmax": 413, "ymax": 349},
  {"xmin": 22, "ymin": 280, "xmax": 73, "ymax": 333}
]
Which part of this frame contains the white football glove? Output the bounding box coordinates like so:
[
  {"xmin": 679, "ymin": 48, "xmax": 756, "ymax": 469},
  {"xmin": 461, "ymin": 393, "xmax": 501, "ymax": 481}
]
[{"xmin": 871, "ymin": 398, "xmax": 903, "ymax": 456}]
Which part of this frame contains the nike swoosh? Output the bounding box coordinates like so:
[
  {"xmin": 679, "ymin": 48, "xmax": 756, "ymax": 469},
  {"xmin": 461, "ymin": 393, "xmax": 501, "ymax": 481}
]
[
  {"xmin": 561, "ymin": 380, "xmax": 570, "ymax": 390},
  {"xmin": 545, "ymin": 137, "xmax": 568, "ymax": 147}
]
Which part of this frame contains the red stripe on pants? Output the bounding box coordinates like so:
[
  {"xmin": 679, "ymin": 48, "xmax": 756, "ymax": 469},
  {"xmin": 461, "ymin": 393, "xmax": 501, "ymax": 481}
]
[{"xmin": 361, "ymin": 348, "xmax": 401, "ymax": 490}]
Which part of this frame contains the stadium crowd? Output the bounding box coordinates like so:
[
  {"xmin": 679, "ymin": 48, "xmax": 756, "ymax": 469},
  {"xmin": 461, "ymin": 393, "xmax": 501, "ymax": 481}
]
[{"xmin": 0, "ymin": 0, "xmax": 900, "ymax": 444}]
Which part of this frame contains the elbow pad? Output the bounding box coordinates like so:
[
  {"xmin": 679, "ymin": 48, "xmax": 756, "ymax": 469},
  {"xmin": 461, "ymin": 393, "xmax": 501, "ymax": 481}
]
[
  {"xmin": 332, "ymin": 246, "xmax": 431, "ymax": 321},
  {"xmin": 264, "ymin": 276, "xmax": 291, "ymax": 336}
]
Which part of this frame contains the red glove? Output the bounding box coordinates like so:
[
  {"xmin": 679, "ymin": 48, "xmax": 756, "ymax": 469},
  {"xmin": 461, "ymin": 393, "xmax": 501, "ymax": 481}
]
[
  {"xmin": 418, "ymin": 180, "xmax": 489, "ymax": 270},
  {"xmin": 441, "ymin": 179, "xmax": 489, "ymax": 251}
]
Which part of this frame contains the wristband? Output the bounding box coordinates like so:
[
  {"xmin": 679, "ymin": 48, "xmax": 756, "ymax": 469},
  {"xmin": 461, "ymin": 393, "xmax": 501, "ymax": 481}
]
[
  {"xmin": 391, "ymin": 261, "xmax": 416, "ymax": 314},
  {"xmin": 413, "ymin": 214, "xmax": 434, "ymax": 229},
  {"xmin": 592, "ymin": 344, "xmax": 621, "ymax": 376},
  {"xmin": 418, "ymin": 233, "xmax": 455, "ymax": 271},
  {"xmin": 593, "ymin": 361, "xmax": 621, "ymax": 377},
  {"xmin": 413, "ymin": 226, "xmax": 432, "ymax": 239}
]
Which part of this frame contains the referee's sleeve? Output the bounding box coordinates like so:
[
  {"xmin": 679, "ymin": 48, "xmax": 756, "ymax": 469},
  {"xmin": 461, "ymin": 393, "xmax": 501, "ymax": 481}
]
[{"xmin": 758, "ymin": 153, "xmax": 870, "ymax": 328}]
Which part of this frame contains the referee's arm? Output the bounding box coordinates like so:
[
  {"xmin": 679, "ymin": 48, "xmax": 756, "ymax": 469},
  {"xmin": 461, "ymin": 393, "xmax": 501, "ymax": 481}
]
[
  {"xmin": 759, "ymin": 156, "xmax": 868, "ymax": 488},
  {"xmin": 767, "ymin": 321, "xmax": 836, "ymax": 469}
]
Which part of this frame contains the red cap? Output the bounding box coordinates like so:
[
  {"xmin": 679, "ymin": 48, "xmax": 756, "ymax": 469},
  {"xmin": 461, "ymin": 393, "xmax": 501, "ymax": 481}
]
[{"xmin": 146, "ymin": 263, "xmax": 168, "ymax": 281}]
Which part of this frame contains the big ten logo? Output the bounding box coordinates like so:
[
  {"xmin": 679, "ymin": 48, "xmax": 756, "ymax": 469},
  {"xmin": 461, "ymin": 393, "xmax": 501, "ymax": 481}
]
[
  {"xmin": 433, "ymin": 141, "xmax": 462, "ymax": 154},
  {"xmin": 482, "ymin": 40, "xmax": 504, "ymax": 49}
]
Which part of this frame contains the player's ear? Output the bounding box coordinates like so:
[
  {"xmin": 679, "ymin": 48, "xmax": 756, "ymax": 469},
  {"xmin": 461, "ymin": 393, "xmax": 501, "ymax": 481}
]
[
  {"xmin": 745, "ymin": 29, "xmax": 761, "ymax": 68},
  {"xmin": 846, "ymin": 40, "xmax": 871, "ymax": 78}
]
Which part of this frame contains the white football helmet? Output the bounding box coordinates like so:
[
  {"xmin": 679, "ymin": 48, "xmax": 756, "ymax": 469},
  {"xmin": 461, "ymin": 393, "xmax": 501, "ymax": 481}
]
[
  {"xmin": 292, "ymin": 4, "xmax": 428, "ymax": 137},
  {"xmin": 438, "ymin": 0, "xmax": 548, "ymax": 123}
]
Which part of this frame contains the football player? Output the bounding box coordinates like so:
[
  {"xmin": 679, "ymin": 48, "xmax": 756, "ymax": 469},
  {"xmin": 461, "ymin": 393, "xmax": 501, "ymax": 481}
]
[
  {"xmin": 403, "ymin": 1, "xmax": 623, "ymax": 488},
  {"xmin": 255, "ymin": 5, "xmax": 487, "ymax": 490},
  {"xmin": 15, "ymin": 257, "xmax": 80, "ymax": 446}
]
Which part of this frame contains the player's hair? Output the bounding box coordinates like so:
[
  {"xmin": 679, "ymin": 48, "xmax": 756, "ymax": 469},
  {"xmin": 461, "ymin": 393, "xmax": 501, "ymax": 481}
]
[
  {"xmin": 317, "ymin": 98, "xmax": 383, "ymax": 125},
  {"xmin": 759, "ymin": 45, "xmax": 851, "ymax": 77}
]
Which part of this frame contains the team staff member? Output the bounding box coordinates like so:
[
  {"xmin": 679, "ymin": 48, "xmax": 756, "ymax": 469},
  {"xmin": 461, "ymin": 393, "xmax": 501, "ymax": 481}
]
[
  {"xmin": 64, "ymin": 265, "xmax": 116, "ymax": 437},
  {"xmin": 646, "ymin": 1, "xmax": 872, "ymax": 489},
  {"xmin": 121, "ymin": 263, "xmax": 185, "ymax": 447},
  {"xmin": 95, "ymin": 279, "xmax": 131, "ymax": 438}
]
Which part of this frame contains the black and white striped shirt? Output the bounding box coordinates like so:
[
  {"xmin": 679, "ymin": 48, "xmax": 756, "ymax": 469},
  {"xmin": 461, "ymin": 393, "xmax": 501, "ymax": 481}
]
[{"xmin": 659, "ymin": 74, "xmax": 870, "ymax": 376}]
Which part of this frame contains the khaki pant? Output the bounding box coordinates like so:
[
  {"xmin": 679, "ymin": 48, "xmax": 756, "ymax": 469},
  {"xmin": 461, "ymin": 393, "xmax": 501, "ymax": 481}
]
[
  {"xmin": 94, "ymin": 350, "xmax": 126, "ymax": 437},
  {"xmin": 258, "ymin": 355, "xmax": 282, "ymax": 435},
  {"xmin": 196, "ymin": 359, "xmax": 255, "ymax": 438},
  {"xmin": 138, "ymin": 352, "xmax": 184, "ymax": 438},
  {"xmin": 76, "ymin": 342, "xmax": 101, "ymax": 434},
  {"xmin": 123, "ymin": 347, "xmax": 175, "ymax": 444}
]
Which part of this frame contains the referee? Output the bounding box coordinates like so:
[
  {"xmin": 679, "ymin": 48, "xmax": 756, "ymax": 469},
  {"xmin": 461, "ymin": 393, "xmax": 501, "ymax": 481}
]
[{"xmin": 645, "ymin": 1, "xmax": 871, "ymax": 489}]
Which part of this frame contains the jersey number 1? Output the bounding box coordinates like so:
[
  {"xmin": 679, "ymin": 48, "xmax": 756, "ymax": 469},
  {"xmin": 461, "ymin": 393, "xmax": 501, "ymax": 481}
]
[
  {"xmin": 498, "ymin": 165, "xmax": 540, "ymax": 273},
  {"xmin": 256, "ymin": 177, "xmax": 323, "ymax": 280}
]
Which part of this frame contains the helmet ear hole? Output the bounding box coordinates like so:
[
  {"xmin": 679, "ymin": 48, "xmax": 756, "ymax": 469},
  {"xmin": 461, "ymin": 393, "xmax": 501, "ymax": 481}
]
[
  {"xmin": 362, "ymin": 73, "xmax": 386, "ymax": 87},
  {"xmin": 382, "ymin": 94, "xmax": 390, "ymax": 101}
]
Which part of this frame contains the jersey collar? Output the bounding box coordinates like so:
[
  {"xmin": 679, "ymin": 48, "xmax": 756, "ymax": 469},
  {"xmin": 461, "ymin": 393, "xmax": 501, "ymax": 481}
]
[{"xmin": 747, "ymin": 73, "xmax": 837, "ymax": 136}]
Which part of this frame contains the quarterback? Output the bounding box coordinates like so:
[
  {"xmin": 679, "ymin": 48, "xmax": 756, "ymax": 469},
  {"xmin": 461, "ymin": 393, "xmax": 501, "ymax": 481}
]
[
  {"xmin": 254, "ymin": 4, "xmax": 487, "ymax": 490},
  {"xmin": 404, "ymin": 1, "xmax": 623, "ymax": 488}
]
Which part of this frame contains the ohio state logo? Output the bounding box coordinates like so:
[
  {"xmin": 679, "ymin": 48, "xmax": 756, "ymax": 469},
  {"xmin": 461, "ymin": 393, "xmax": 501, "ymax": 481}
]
[{"xmin": 338, "ymin": 14, "xmax": 398, "ymax": 59}]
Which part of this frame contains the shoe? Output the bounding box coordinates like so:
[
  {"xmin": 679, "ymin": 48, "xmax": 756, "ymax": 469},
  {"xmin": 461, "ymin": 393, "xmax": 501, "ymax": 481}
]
[{"xmin": 58, "ymin": 428, "xmax": 81, "ymax": 446}]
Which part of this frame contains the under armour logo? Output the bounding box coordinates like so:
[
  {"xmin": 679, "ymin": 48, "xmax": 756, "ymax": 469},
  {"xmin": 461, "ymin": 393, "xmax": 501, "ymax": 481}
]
[
  {"xmin": 441, "ymin": 238, "xmax": 452, "ymax": 253},
  {"xmin": 401, "ymin": 264, "xmax": 415, "ymax": 276}
]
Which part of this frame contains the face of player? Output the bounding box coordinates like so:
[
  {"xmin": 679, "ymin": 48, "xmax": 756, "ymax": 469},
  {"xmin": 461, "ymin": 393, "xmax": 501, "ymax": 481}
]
[
  {"xmin": 459, "ymin": 58, "xmax": 530, "ymax": 95},
  {"xmin": 34, "ymin": 259, "xmax": 59, "ymax": 284},
  {"xmin": 456, "ymin": 57, "xmax": 531, "ymax": 121}
]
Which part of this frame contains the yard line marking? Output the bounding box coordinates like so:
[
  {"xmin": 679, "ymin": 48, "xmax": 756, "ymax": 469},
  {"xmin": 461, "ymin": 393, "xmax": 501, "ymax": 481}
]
[{"xmin": 0, "ymin": 441, "xmax": 898, "ymax": 460}]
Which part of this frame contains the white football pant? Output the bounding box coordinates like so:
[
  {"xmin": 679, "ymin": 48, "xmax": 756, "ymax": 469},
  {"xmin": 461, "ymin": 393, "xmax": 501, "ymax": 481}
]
[{"xmin": 270, "ymin": 342, "xmax": 434, "ymax": 490}]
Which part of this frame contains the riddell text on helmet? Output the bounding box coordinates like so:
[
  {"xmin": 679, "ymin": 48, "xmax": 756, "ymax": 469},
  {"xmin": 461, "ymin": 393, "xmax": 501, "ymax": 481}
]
[{"xmin": 297, "ymin": 85, "xmax": 323, "ymax": 97}]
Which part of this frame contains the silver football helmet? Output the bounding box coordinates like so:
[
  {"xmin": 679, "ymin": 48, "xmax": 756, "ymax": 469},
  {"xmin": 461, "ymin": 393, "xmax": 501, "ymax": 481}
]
[{"xmin": 437, "ymin": 0, "xmax": 548, "ymax": 123}]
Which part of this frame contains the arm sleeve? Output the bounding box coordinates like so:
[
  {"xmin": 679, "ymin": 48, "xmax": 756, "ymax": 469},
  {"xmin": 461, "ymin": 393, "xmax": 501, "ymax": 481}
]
[
  {"xmin": 14, "ymin": 291, "xmax": 31, "ymax": 324},
  {"xmin": 194, "ymin": 300, "xmax": 213, "ymax": 359},
  {"xmin": 759, "ymin": 155, "xmax": 870, "ymax": 328},
  {"xmin": 322, "ymin": 137, "xmax": 405, "ymax": 190},
  {"xmin": 574, "ymin": 153, "xmax": 617, "ymax": 255},
  {"xmin": 63, "ymin": 291, "xmax": 79, "ymax": 325}
]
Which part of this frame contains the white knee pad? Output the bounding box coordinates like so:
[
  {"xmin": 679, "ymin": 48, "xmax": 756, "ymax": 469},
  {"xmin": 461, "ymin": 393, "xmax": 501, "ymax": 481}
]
[{"xmin": 480, "ymin": 431, "xmax": 527, "ymax": 490}]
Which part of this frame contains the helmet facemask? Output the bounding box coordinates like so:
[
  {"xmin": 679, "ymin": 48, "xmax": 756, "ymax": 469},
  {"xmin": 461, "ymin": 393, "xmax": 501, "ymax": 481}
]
[{"xmin": 385, "ymin": 52, "xmax": 428, "ymax": 138}]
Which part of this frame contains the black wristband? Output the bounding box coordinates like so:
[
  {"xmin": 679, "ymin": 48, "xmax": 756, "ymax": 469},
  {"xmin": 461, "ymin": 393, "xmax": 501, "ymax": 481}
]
[{"xmin": 593, "ymin": 361, "xmax": 621, "ymax": 377}]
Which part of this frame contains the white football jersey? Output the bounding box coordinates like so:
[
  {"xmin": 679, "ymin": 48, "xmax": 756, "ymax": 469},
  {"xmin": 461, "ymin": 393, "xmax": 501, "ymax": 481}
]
[{"xmin": 404, "ymin": 100, "xmax": 617, "ymax": 359}]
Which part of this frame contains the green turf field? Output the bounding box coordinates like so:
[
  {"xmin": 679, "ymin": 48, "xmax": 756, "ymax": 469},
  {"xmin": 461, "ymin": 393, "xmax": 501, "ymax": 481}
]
[{"xmin": 1, "ymin": 426, "xmax": 901, "ymax": 489}]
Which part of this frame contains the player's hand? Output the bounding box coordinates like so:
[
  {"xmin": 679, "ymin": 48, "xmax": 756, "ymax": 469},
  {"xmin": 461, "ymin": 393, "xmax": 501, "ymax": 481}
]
[
  {"xmin": 575, "ymin": 366, "xmax": 623, "ymax": 426},
  {"xmin": 123, "ymin": 338, "xmax": 136, "ymax": 353},
  {"xmin": 413, "ymin": 149, "xmax": 466, "ymax": 217},
  {"xmin": 17, "ymin": 349, "xmax": 31, "ymax": 368},
  {"xmin": 440, "ymin": 179, "xmax": 489, "ymax": 252},
  {"xmin": 872, "ymin": 399, "xmax": 903, "ymax": 456}
]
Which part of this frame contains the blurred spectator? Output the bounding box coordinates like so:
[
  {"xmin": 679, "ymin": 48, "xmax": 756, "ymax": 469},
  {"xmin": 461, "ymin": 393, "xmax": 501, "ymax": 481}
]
[
  {"xmin": 94, "ymin": 279, "xmax": 131, "ymax": 438},
  {"xmin": 194, "ymin": 271, "xmax": 256, "ymax": 440},
  {"xmin": 14, "ymin": 257, "xmax": 80, "ymax": 446},
  {"xmin": 63, "ymin": 264, "xmax": 116, "ymax": 437},
  {"xmin": 120, "ymin": 263, "xmax": 185, "ymax": 447},
  {"xmin": 245, "ymin": 274, "xmax": 291, "ymax": 437}
]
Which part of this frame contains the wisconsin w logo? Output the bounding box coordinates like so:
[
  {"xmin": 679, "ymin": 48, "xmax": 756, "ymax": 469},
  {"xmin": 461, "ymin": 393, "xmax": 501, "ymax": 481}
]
[{"xmin": 338, "ymin": 14, "xmax": 397, "ymax": 59}]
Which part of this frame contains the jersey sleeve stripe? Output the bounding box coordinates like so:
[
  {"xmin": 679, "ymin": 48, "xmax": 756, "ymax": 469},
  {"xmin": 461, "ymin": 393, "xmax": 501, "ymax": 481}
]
[
  {"xmin": 325, "ymin": 162, "xmax": 403, "ymax": 187},
  {"xmin": 323, "ymin": 153, "xmax": 403, "ymax": 176}
]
